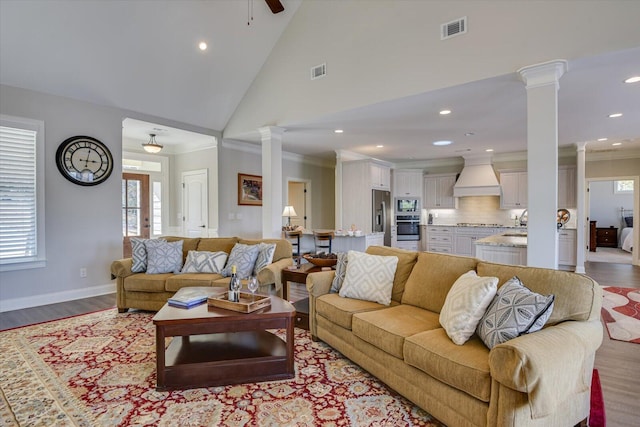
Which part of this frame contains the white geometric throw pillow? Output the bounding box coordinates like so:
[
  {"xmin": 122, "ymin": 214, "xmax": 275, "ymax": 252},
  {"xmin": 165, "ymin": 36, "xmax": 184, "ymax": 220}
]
[
  {"xmin": 131, "ymin": 237, "xmax": 165, "ymax": 273},
  {"xmin": 145, "ymin": 240, "xmax": 184, "ymax": 274},
  {"xmin": 221, "ymin": 243, "xmax": 260, "ymax": 278},
  {"xmin": 339, "ymin": 251, "xmax": 398, "ymax": 306},
  {"xmin": 439, "ymin": 270, "xmax": 498, "ymax": 345},
  {"xmin": 181, "ymin": 250, "xmax": 228, "ymax": 274},
  {"xmin": 476, "ymin": 276, "xmax": 555, "ymax": 349},
  {"xmin": 253, "ymin": 243, "xmax": 276, "ymax": 275}
]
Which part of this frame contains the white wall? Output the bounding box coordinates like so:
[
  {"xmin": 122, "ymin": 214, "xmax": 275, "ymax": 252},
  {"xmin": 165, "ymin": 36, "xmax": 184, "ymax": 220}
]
[{"xmin": 589, "ymin": 181, "xmax": 633, "ymax": 229}]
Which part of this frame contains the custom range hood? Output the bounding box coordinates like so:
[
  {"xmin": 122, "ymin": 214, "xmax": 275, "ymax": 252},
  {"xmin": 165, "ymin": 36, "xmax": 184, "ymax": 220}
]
[{"xmin": 453, "ymin": 155, "xmax": 501, "ymax": 197}]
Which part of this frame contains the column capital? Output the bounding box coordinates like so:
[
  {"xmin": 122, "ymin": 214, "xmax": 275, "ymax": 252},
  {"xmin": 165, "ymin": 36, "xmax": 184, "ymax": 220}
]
[
  {"xmin": 575, "ymin": 141, "xmax": 588, "ymax": 152},
  {"xmin": 258, "ymin": 126, "xmax": 285, "ymax": 141},
  {"xmin": 517, "ymin": 59, "xmax": 568, "ymax": 90}
]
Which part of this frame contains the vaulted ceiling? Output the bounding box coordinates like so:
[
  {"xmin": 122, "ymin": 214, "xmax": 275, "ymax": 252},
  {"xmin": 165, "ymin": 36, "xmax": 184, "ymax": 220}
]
[{"xmin": 2, "ymin": 0, "xmax": 639, "ymax": 162}]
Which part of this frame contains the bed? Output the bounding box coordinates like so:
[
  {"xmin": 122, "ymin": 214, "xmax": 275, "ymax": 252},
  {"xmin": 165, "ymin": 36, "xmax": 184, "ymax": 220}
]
[{"xmin": 620, "ymin": 208, "xmax": 633, "ymax": 253}]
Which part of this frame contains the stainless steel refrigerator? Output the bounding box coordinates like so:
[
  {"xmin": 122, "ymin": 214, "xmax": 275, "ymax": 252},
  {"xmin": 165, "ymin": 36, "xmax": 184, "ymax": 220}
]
[{"xmin": 372, "ymin": 189, "xmax": 391, "ymax": 246}]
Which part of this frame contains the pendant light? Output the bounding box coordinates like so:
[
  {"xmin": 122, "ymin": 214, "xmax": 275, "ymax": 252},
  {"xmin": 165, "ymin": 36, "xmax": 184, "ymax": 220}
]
[{"xmin": 142, "ymin": 133, "xmax": 163, "ymax": 154}]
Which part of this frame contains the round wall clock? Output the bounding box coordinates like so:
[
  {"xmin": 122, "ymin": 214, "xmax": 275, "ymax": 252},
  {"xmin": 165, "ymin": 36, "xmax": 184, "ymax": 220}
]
[{"xmin": 56, "ymin": 136, "xmax": 114, "ymax": 186}]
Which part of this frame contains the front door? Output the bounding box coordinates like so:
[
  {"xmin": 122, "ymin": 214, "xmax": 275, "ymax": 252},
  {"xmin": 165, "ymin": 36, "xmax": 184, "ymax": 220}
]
[{"xmin": 122, "ymin": 173, "xmax": 150, "ymax": 257}]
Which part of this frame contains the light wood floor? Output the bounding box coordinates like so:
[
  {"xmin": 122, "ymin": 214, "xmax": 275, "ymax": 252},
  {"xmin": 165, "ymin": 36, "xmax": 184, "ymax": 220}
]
[{"xmin": 1, "ymin": 262, "xmax": 638, "ymax": 426}]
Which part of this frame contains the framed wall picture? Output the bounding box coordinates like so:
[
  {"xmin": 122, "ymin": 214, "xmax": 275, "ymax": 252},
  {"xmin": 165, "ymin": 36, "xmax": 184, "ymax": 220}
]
[{"xmin": 238, "ymin": 173, "xmax": 263, "ymax": 206}]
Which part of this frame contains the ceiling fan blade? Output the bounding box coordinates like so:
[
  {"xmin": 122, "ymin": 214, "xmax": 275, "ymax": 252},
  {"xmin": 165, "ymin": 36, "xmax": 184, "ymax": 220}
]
[{"xmin": 264, "ymin": 0, "xmax": 284, "ymax": 14}]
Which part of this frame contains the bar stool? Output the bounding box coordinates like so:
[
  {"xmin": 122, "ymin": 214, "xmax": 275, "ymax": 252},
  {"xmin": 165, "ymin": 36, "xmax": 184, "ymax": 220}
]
[
  {"xmin": 284, "ymin": 230, "xmax": 302, "ymax": 265},
  {"xmin": 313, "ymin": 231, "xmax": 334, "ymax": 254}
]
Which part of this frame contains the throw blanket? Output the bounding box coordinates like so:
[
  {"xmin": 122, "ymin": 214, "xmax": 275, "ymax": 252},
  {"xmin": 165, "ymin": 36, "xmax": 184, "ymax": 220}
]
[{"xmin": 621, "ymin": 227, "xmax": 634, "ymax": 253}]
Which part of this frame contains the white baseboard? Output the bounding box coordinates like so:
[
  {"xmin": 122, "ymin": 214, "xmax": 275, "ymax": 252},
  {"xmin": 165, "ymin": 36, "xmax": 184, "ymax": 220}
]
[{"xmin": 0, "ymin": 282, "xmax": 116, "ymax": 313}]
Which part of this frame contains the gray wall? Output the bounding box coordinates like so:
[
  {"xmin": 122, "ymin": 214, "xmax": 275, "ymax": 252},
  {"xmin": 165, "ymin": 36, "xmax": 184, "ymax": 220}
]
[{"xmin": 589, "ymin": 180, "xmax": 634, "ymax": 229}]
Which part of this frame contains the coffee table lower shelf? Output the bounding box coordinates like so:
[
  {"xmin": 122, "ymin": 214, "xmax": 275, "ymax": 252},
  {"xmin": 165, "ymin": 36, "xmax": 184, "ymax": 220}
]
[{"xmin": 159, "ymin": 331, "xmax": 293, "ymax": 391}]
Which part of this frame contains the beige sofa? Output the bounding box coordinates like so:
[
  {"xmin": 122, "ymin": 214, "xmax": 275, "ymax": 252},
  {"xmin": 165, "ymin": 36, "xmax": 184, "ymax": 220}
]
[
  {"xmin": 306, "ymin": 246, "xmax": 602, "ymax": 427},
  {"xmin": 111, "ymin": 236, "xmax": 293, "ymax": 312}
]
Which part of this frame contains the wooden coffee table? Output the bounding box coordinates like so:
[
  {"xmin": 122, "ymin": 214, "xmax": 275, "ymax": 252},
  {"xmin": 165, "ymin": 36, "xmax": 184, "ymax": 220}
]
[{"xmin": 152, "ymin": 291, "xmax": 295, "ymax": 391}]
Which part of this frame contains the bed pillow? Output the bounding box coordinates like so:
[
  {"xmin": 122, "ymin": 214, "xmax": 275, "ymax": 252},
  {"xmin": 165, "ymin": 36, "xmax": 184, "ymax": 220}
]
[
  {"xmin": 253, "ymin": 242, "xmax": 276, "ymax": 275},
  {"xmin": 145, "ymin": 239, "xmax": 184, "ymax": 274},
  {"xmin": 439, "ymin": 270, "xmax": 499, "ymax": 345},
  {"xmin": 476, "ymin": 276, "xmax": 555, "ymax": 349},
  {"xmin": 221, "ymin": 243, "xmax": 260, "ymax": 278},
  {"xmin": 330, "ymin": 252, "xmax": 348, "ymax": 293},
  {"xmin": 625, "ymin": 216, "xmax": 633, "ymax": 227},
  {"xmin": 339, "ymin": 251, "xmax": 398, "ymax": 305},
  {"xmin": 181, "ymin": 250, "xmax": 228, "ymax": 274},
  {"xmin": 131, "ymin": 237, "xmax": 165, "ymax": 273}
]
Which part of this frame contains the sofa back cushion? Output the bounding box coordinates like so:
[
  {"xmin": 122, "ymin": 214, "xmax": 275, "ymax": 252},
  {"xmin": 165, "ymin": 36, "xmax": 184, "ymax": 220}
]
[
  {"xmin": 238, "ymin": 238, "xmax": 292, "ymax": 262},
  {"xmin": 163, "ymin": 236, "xmax": 200, "ymax": 262},
  {"xmin": 401, "ymin": 252, "xmax": 478, "ymax": 313},
  {"xmin": 365, "ymin": 246, "xmax": 418, "ymax": 303},
  {"xmin": 196, "ymin": 237, "xmax": 239, "ymax": 255},
  {"xmin": 476, "ymin": 261, "xmax": 601, "ymax": 324}
]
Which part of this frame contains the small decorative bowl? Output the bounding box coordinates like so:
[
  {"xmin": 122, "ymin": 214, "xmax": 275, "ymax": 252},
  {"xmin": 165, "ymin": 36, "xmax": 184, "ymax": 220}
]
[{"xmin": 303, "ymin": 254, "xmax": 338, "ymax": 267}]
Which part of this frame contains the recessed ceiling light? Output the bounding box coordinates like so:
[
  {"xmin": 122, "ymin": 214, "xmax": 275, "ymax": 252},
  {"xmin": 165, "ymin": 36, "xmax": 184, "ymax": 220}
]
[
  {"xmin": 624, "ymin": 76, "xmax": 640, "ymax": 83},
  {"xmin": 376, "ymin": 145, "xmax": 384, "ymax": 148},
  {"xmin": 439, "ymin": 109, "xmax": 452, "ymax": 115},
  {"xmin": 485, "ymin": 148, "xmax": 494, "ymax": 152},
  {"xmin": 464, "ymin": 132, "xmax": 475, "ymax": 136},
  {"xmin": 612, "ymin": 142, "xmax": 622, "ymax": 146},
  {"xmin": 334, "ymin": 129, "xmax": 343, "ymax": 134},
  {"xmin": 432, "ymin": 140, "xmax": 452, "ymax": 146},
  {"xmin": 597, "ymin": 138, "xmax": 608, "ymax": 141},
  {"xmin": 608, "ymin": 113, "xmax": 623, "ymax": 118},
  {"xmin": 198, "ymin": 41, "xmax": 208, "ymax": 51}
]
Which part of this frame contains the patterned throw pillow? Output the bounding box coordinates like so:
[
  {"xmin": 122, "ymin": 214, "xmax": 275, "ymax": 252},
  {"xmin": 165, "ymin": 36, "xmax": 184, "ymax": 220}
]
[
  {"xmin": 145, "ymin": 240, "xmax": 184, "ymax": 274},
  {"xmin": 339, "ymin": 251, "xmax": 398, "ymax": 306},
  {"xmin": 476, "ymin": 276, "xmax": 555, "ymax": 349},
  {"xmin": 221, "ymin": 243, "xmax": 260, "ymax": 278},
  {"xmin": 253, "ymin": 243, "xmax": 276, "ymax": 275},
  {"xmin": 131, "ymin": 237, "xmax": 165, "ymax": 273},
  {"xmin": 330, "ymin": 252, "xmax": 348, "ymax": 293},
  {"xmin": 439, "ymin": 270, "xmax": 499, "ymax": 345},
  {"xmin": 181, "ymin": 250, "xmax": 228, "ymax": 274}
]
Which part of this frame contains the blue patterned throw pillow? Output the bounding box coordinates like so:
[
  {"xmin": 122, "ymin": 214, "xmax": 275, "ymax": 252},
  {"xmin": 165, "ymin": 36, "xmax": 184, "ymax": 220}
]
[
  {"xmin": 181, "ymin": 250, "xmax": 228, "ymax": 274},
  {"xmin": 145, "ymin": 240, "xmax": 184, "ymax": 274},
  {"xmin": 476, "ymin": 276, "xmax": 555, "ymax": 349},
  {"xmin": 330, "ymin": 252, "xmax": 348, "ymax": 293},
  {"xmin": 253, "ymin": 243, "xmax": 276, "ymax": 275},
  {"xmin": 221, "ymin": 243, "xmax": 260, "ymax": 278},
  {"xmin": 131, "ymin": 237, "xmax": 165, "ymax": 272}
]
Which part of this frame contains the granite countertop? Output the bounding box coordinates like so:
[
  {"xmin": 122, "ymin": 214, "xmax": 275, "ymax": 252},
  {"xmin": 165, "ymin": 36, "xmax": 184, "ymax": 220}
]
[{"xmin": 474, "ymin": 232, "xmax": 528, "ymax": 248}]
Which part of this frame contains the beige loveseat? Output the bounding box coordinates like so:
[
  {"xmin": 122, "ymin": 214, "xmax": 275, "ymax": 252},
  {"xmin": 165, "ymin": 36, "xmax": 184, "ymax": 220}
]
[
  {"xmin": 111, "ymin": 236, "xmax": 293, "ymax": 312},
  {"xmin": 306, "ymin": 246, "xmax": 602, "ymax": 427}
]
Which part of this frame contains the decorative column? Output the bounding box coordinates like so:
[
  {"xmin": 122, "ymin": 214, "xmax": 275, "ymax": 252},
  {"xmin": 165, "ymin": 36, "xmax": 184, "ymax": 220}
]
[
  {"xmin": 334, "ymin": 150, "xmax": 344, "ymax": 231},
  {"xmin": 518, "ymin": 60, "xmax": 567, "ymax": 269},
  {"xmin": 258, "ymin": 126, "xmax": 284, "ymax": 238},
  {"xmin": 574, "ymin": 142, "xmax": 587, "ymax": 274}
]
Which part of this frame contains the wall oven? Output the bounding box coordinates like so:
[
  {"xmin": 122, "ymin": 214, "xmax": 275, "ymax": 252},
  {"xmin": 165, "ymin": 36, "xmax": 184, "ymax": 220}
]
[{"xmin": 396, "ymin": 214, "xmax": 420, "ymax": 241}]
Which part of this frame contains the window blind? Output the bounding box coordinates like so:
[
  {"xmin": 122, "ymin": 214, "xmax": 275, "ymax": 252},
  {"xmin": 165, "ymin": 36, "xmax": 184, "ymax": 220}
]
[{"xmin": 0, "ymin": 125, "xmax": 37, "ymax": 260}]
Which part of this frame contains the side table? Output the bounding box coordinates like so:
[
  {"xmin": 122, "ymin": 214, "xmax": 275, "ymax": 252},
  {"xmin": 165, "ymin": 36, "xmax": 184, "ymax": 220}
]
[{"xmin": 282, "ymin": 263, "xmax": 330, "ymax": 330}]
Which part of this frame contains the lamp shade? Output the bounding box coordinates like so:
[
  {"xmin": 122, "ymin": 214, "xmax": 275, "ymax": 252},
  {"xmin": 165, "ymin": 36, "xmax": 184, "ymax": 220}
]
[
  {"xmin": 142, "ymin": 133, "xmax": 163, "ymax": 154},
  {"xmin": 282, "ymin": 206, "xmax": 297, "ymax": 217}
]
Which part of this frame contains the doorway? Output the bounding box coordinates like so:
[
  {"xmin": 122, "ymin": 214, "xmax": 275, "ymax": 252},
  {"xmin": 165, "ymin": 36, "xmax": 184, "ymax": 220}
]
[
  {"xmin": 287, "ymin": 179, "xmax": 311, "ymax": 229},
  {"xmin": 122, "ymin": 173, "xmax": 150, "ymax": 257},
  {"xmin": 182, "ymin": 169, "xmax": 209, "ymax": 237}
]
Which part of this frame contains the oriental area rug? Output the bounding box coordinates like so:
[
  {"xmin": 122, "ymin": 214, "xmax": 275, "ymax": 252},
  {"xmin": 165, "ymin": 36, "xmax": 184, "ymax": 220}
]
[
  {"xmin": 601, "ymin": 286, "xmax": 640, "ymax": 344},
  {"xmin": 0, "ymin": 308, "xmax": 443, "ymax": 426}
]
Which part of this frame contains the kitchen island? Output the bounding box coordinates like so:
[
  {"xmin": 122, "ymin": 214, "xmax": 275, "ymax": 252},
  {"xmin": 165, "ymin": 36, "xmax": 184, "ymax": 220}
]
[
  {"xmin": 299, "ymin": 231, "xmax": 384, "ymax": 254},
  {"xmin": 474, "ymin": 231, "xmax": 527, "ymax": 266}
]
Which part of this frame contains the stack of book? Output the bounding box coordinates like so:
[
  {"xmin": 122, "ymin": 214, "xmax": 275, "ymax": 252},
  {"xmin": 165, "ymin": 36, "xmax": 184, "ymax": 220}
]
[{"xmin": 168, "ymin": 288, "xmax": 210, "ymax": 309}]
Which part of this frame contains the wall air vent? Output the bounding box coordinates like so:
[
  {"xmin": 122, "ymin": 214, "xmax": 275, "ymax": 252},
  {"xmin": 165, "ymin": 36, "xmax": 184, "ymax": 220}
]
[
  {"xmin": 441, "ymin": 16, "xmax": 467, "ymax": 40},
  {"xmin": 311, "ymin": 63, "xmax": 326, "ymax": 80}
]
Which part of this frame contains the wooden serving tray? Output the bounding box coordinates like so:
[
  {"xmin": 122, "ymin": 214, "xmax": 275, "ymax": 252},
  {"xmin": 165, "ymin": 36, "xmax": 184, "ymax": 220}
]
[{"xmin": 207, "ymin": 292, "xmax": 271, "ymax": 313}]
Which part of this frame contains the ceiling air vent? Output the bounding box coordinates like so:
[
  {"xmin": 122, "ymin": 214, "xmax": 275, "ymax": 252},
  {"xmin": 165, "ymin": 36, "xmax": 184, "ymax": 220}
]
[
  {"xmin": 441, "ymin": 16, "xmax": 467, "ymax": 40},
  {"xmin": 311, "ymin": 63, "xmax": 326, "ymax": 80}
]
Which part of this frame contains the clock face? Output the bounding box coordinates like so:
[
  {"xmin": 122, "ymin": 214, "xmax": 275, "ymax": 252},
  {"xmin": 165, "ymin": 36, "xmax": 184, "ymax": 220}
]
[{"xmin": 56, "ymin": 136, "xmax": 114, "ymax": 186}]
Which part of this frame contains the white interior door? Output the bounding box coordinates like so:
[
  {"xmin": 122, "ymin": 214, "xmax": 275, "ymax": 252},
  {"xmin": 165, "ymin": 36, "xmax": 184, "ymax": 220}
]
[{"xmin": 182, "ymin": 169, "xmax": 208, "ymax": 237}]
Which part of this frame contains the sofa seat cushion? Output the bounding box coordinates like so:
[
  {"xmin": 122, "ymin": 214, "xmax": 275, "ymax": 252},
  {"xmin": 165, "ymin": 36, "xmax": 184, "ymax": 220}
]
[
  {"xmin": 165, "ymin": 273, "xmax": 224, "ymax": 292},
  {"xmin": 316, "ymin": 293, "xmax": 391, "ymax": 331},
  {"xmin": 352, "ymin": 305, "xmax": 440, "ymax": 359},
  {"xmin": 404, "ymin": 328, "xmax": 491, "ymax": 402},
  {"xmin": 123, "ymin": 273, "xmax": 173, "ymax": 293}
]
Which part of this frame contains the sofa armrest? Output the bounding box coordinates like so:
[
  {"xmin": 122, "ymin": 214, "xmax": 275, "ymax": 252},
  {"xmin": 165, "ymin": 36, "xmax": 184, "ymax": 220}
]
[
  {"xmin": 257, "ymin": 257, "xmax": 293, "ymax": 296},
  {"xmin": 110, "ymin": 258, "xmax": 134, "ymax": 279},
  {"xmin": 489, "ymin": 320, "xmax": 603, "ymax": 418},
  {"xmin": 306, "ymin": 271, "xmax": 335, "ymax": 297}
]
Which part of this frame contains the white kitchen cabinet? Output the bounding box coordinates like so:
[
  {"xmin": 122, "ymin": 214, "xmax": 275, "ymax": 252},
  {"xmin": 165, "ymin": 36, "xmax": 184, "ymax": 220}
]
[
  {"xmin": 393, "ymin": 169, "xmax": 423, "ymax": 198},
  {"xmin": 395, "ymin": 240, "xmax": 419, "ymax": 251},
  {"xmin": 425, "ymin": 226, "xmax": 454, "ymax": 253},
  {"xmin": 342, "ymin": 161, "xmax": 374, "ymax": 234},
  {"xmin": 371, "ymin": 162, "xmax": 391, "ymax": 190},
  {"xmin": 454, "ymin": 227, "xmax": 500, "ymax": 257},
  {"xmin": 558, "ymin": 228, "xmax": 577, "ymax": 266},
  {"xmin": 558, "ymin": 166, "xmax": 576, "ymax": 208},
  {"xmin": 475, "ymin": 244, "xmax": 527, "ymax": 266},
  {"xmin": 423, "ymin": 174, "xmax": 457, "ymax": 209},
  {"xmin": 500, "ymin": 171, "xmax": 527, "ymax": 209}
]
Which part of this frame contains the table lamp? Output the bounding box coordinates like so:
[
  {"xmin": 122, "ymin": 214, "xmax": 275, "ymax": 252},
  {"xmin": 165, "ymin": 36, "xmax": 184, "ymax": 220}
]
[{"xmin": 282, "ymin": 206, "xmax": 297, "ymax": 228}]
